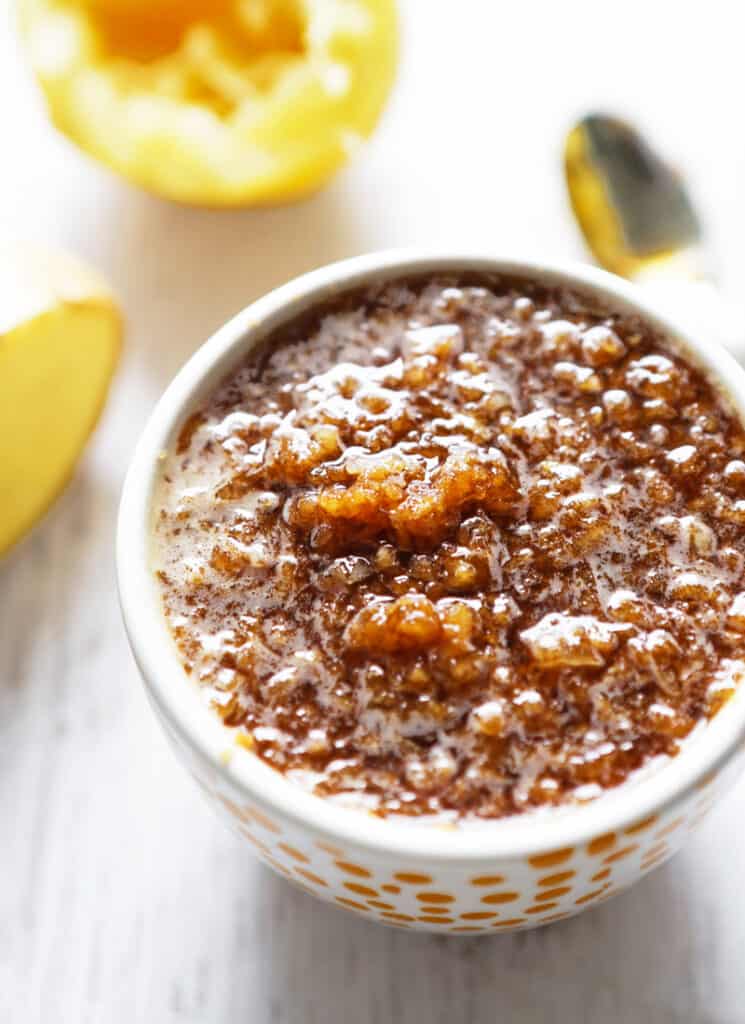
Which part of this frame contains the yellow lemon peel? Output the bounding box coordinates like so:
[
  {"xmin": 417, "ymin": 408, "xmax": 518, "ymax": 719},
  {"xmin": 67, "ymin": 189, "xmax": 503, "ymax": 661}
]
[{"xmin": 0, "ymin": 240, "xmax": 121, "ymax": 555}]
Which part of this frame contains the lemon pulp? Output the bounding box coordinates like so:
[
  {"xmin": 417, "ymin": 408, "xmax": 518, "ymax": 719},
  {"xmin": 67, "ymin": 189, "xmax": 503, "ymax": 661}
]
[{"xmin": 20, "ymin": 0, "xmax": 398, "ymax": 206}]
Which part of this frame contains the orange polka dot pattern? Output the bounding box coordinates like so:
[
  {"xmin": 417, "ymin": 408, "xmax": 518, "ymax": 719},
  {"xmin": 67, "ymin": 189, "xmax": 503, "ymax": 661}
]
[{"xmin": 155, "ymin": 710, "xmax": 743, "ymax": 935}]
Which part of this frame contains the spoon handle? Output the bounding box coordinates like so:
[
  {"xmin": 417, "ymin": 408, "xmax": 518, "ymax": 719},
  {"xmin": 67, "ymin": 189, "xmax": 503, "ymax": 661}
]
[{"xmin": 633, "ymin": 274, "xmax": 745, "ymax": 364}]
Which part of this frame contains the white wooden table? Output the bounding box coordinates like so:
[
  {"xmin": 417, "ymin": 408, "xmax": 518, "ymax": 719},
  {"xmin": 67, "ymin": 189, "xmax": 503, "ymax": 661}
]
[{"xmin": 3, "ymin": 2, "xmax": 745, "ymax": 1020}]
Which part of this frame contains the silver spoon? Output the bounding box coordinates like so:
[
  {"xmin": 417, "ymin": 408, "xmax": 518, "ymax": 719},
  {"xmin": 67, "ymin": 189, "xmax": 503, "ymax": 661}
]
[{"xmin": 564, "ymin": 113, "xmax": 744, "ymax": 360}]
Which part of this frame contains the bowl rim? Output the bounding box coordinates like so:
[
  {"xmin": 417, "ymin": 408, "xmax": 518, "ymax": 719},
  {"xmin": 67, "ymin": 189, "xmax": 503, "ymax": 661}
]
[{"xmin": 117, "ymin": 248, "xmax": 745, "ymax": 862}]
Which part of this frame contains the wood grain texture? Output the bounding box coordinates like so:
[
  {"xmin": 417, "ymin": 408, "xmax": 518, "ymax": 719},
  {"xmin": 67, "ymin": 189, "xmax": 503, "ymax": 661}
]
[{"xmin": 2, "ymin": 1, "xmax": 745, "ymax": 1021}]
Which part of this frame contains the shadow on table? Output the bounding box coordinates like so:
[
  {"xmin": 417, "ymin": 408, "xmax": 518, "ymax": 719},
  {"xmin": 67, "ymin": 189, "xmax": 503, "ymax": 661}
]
[
  {"xmin": 0, "ymin": 468, "xmax": 122, "ymax": 692},
  {"xmin": 98, "ymin": 181, "xmax": 371, "ymax": 386},
  {"xmin": 240, "ymin": 859, "xmax": 707, "ymax": 1024}
]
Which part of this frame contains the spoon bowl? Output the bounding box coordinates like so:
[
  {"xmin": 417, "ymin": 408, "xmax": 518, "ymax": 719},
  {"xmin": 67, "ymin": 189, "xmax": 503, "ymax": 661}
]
[{"xmin": 565, "ymin": 113, "xmax": 704, "ymax": 279}]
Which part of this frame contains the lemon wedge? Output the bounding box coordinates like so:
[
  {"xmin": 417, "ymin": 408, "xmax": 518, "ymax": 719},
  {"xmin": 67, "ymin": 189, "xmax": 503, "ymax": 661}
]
[
  {"xmin": 20, "ymin": 0, "xmax": 398, "ymax": 206},
  {"xmin": 0, "ymin": 241, "xmax": 121, "ymax": 556}
]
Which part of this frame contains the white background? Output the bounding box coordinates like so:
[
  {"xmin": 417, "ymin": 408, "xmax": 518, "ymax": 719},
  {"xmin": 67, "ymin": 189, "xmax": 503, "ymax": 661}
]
[{"xmin": 3, "ymin": 2, "xmax": 745, "ymax": 1021}]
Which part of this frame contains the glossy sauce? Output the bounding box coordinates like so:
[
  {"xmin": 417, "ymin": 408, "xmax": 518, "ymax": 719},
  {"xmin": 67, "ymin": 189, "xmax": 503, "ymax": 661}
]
[{"xmin": 154, "ymin": 275, "xmax": 745, "ymax": 819}]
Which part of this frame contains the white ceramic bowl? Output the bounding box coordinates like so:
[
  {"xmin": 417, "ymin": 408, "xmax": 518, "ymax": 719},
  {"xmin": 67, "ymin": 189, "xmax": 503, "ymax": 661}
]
[{"xmin": 117, "ymin": 250, "xmax": 745, "ymax": 934}]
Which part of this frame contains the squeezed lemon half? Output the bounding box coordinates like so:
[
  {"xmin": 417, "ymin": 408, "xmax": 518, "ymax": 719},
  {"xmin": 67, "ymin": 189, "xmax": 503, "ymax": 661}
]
[
  {"xmin": 20, "ymin": 0, "xmax": 398, "ymax": 206},
  {"xmin": 0, "ymin": 241, "xmax": 121, "ymax": 556}
]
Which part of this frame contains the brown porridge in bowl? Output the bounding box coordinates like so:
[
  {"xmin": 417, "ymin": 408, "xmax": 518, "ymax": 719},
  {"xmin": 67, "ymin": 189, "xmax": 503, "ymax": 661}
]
[{"xmin": 154, "ymin": 274, "xmax": 745, "ymax": 819}]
